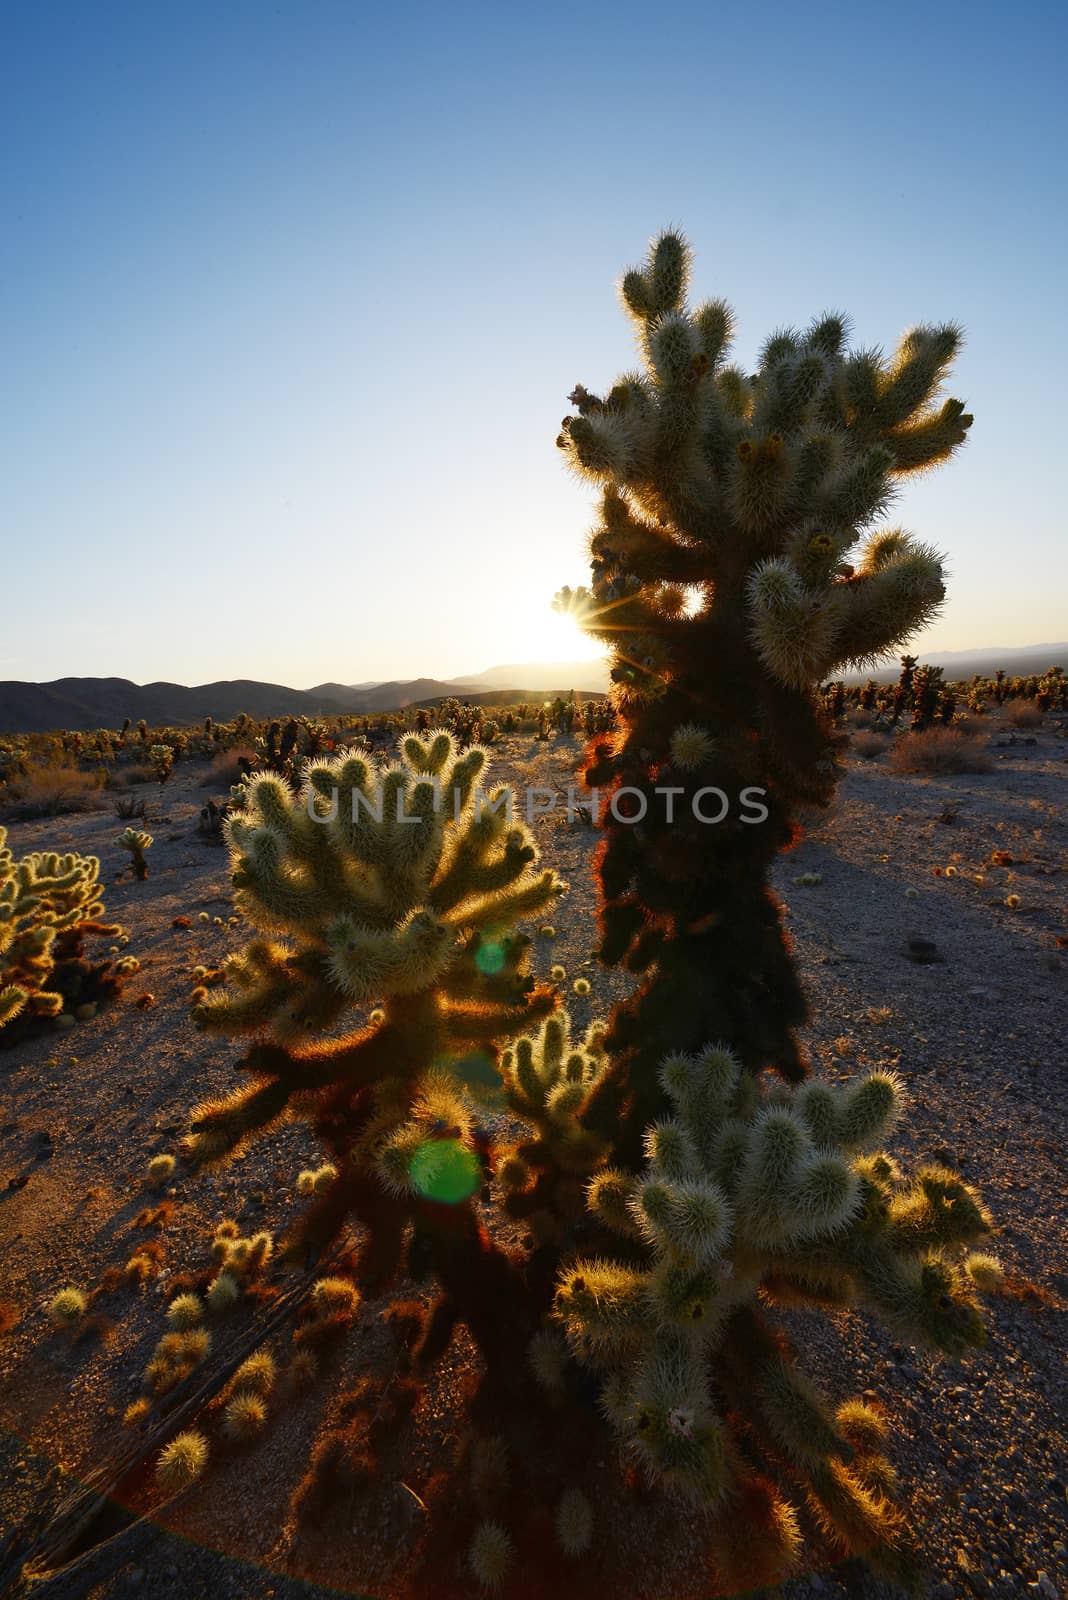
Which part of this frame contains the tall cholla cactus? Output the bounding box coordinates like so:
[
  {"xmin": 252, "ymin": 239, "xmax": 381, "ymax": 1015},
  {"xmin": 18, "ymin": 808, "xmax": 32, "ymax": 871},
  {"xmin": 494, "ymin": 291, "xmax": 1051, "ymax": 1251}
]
[
  {"xmin": 0, "ymin": 827, "xmax": 121, "ymax": 1032},
  {"xmin": 185, "ymin": 733, "xmax": 564, "ymax": 1368},
  {"xmin": 552, "ymin": 1042, "xmax": 996, "ymax": 1586},
  {"xmin": 543, "ymin": 233, "xmax": 994, "ymax": 1587},
  {"xmin": 554, "ymin": 230, "xmax": 973, "ymax": 1154}
]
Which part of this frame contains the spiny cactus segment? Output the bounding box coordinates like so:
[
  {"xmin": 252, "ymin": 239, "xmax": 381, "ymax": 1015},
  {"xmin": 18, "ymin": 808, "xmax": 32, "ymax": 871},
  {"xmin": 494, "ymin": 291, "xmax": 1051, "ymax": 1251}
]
[
  {"xmin": 1, "ymin": 826, "xmax": 123, "ymax": 1036},
  {"xmin": 554, "ymin": 1043, "xmax": 993, "ymax": 1579}
]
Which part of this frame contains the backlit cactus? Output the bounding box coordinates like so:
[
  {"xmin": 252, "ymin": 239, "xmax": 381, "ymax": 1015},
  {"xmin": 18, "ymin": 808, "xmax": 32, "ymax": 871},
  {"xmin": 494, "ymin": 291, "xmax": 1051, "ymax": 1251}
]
[
  {"xmin": 499, "ymin": 1011, "xmax": 608, "ymax": 1167},
  {"xmin": 1, "ymin": 826, "xmax": 122, "ymax": 1034},
  {"xmin": 554, "ymin": 229, "xmax": 973, "ymax": 1152},
  {"xmin": 555, "ymin": 1043, "xmax": 993, "ymax": 1581},
  {"xmin": 184, "ymin": 732, "xmax": 563, "ymax": 1375},
  {"xmin": 545, "ymin": 232, "xmax": 993, "ymax": 1587},
  {"xmin": 149, "ymin": 743, "xmax": 175, "ymax": 783},
  {"xmin": 116, "ymin": 826, "xmax": 153, "ymax": 881}
]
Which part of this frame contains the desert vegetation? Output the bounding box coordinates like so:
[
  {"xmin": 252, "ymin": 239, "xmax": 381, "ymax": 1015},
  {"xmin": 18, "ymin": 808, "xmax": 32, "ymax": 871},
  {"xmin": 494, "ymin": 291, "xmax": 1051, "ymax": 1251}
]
[{"xmin": 1, "ymin": 234, "xmax": 1066, "ymax": 1600}]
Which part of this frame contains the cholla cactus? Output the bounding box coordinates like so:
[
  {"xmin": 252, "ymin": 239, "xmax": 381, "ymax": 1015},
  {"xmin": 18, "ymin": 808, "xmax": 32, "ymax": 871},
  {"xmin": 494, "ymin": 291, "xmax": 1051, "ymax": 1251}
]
[
  {"xmin": 190, "ymin": 732, "xmax": 560, "ymax": 1087},
  {"xmin": 184, "ymin": 732, "xmax": 563, "ymax": 1364},
  {"xmin": 149, "ymin": 743, "xmax": 174, "ymax": 783},
  {"xmin": 544, "ymin": 233, "xmax": 992, "ymax": 1587},
  {"xmin": 555, "ymin": 1044, "xmax": 994, "ymax": 1585},
  {"xmin": 495, "ymin": 1009, "xmax": 611, "ymax": 1235},
  {"xmin": 1, "ymin": 827, "xmax": 121, "ymax": 1033},
  {"xmin": 554, "ymin": 230, "xmax": 973, "ymax": 1154},
  {"xmin": 116, "ymin": 826, "xmax": 153, "ymax": 881}
]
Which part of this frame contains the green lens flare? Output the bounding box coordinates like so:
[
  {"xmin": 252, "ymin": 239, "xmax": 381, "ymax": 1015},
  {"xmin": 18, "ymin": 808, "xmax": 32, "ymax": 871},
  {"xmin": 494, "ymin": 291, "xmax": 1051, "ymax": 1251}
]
[
  {"xmin": 439, "ymin": 1048, "xmax": 505, "ymax": 1109},
  {"xmin": 409, "ymin": 1138, "xmax": 480, "ymax": 1204},
  {"xmin": 474, "ymin": 940, "xmax": 507, "ymax": 975}
]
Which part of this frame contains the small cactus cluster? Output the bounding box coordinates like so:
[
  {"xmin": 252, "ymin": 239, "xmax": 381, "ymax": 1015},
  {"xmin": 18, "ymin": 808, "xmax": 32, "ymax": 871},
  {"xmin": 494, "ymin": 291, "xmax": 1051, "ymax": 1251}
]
[
  {"xmin": 296, "ymin": 1162, "xmax": 337, "ymax": 1196},
  {"xmin": 494, "ymin": 1009, "xmax": 610, "ymax": 1237},
  {"xmin": 219, "ymin": 1349, "xmax": 277, "ymax": 1442},
  {"xmin": 209, "ymin": 1219, "xmax": 274, "ymax": 1280},
  {"xmin": 1, "ymin": 826, "xmax": 123, "ymax": 1036},
  {"xmin": 144, "ymin": 1323, "xmax": 212, "ymax": 1395},
  {"xmin": 551, "ymin": 1042, "xmax": 995, "ymax": 1583}
]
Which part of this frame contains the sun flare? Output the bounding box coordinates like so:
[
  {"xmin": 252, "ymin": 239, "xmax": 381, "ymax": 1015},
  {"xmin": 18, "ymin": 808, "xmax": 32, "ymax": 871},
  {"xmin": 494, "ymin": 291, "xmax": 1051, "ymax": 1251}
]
[{"xmin": 502, "ymin": 597, "xmax": 607, "ymax": 668}]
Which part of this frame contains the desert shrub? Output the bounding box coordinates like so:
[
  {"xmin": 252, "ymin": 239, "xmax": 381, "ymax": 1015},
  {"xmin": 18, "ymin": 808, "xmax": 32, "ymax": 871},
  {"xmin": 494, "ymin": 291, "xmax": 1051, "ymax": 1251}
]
[
  {"xmin": 200, "ymin": 747, "xmax": 257, "ymax": 788},
  {"xmin": 113, "ymin": 792, "xmax": 148, "ymax": 820},
  {"xmin": 852, "ymin": 730, "xmax": 888, "ymax": 759},
  {"xmin": 1003, "ymin": 698, "xmax": 1043, "ymax": 729},
  {"xmin": 2, "ymin": 763, "xmax": 103, "ymax": 819},
  {"xmin": 890, "ymin": 726, "xmax": 993, "ymax": 775},
  {"xmin": 108, "ymin": 764, "xmax": 157, "ymax": 788}
]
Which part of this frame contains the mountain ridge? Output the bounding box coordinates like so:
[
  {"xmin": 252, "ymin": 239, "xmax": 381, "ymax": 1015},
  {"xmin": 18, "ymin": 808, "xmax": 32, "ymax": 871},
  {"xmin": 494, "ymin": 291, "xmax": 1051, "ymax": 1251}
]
[{"xmin": 1, "ymin": 646, "xmax": 1063, "ymax": 735}]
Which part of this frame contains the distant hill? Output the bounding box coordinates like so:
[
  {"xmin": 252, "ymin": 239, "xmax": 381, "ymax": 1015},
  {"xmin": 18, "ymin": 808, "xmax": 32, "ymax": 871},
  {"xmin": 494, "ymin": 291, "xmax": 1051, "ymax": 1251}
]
[
  {"xmin": 843, "ymin": 643, "xmax": 1066, "ymax": 685},
  {"xmin": 0, "ymin": 671, "xmax": 607, "ymax": 735},
  {"xmin": 0, "ymin": 677, "xmax": 354, "ymax": 735},
  {"xmin": 449, "ymin": 659, "xmax": 610, "ymax": 694},
  {"xmin": 1, "ymin": 645, "xmax": 1062, "ymax": 735},
  {"xmin": 305, "ymin": 679, "xmax": 466, "ymax": 712}
]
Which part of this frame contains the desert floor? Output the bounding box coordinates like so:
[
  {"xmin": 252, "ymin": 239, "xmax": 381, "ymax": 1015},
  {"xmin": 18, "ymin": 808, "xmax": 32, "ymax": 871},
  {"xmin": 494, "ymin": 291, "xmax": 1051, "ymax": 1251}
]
[{"xmin": 1, "ymin": 717, "xmax": 1066, "ymax": 1600}]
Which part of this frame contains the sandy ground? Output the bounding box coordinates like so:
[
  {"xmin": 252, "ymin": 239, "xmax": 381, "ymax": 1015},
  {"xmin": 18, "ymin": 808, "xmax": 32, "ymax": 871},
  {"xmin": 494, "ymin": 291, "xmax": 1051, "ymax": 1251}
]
[{"xmin": 0, "ymin": 715, "xmax": 1065, "ymax": 1600}]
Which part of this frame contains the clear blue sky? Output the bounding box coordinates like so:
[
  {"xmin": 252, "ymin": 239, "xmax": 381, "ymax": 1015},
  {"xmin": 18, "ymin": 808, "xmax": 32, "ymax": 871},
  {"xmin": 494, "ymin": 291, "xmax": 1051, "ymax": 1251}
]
[{"xmin": 4, "ymin": 0, "xmax": 1065, "ymax": 688}]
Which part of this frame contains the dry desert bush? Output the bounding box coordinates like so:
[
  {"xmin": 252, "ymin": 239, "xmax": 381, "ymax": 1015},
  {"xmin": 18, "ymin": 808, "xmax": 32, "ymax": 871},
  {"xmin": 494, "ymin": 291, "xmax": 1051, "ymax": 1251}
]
[
  {"xmin": 852, "ymin": 730, "xmax": 889, "ymax": 759},
  {"xmin": 1003, "ymin": 699, "xmax": 1043, "ymax": 730},
  {"xmin": 107, "ymin": 765, "xmax": 158, "ymax": 789},
  {"xmin": 2, "ymin": 762, "xmax": 104, "ymax": 818},
  {"xmin": 200, "ymin": 747, "xmax": 257, "ymax": 787},
  {"xmin": 890, "ymin": 726, "xmax": 993, "ymax": 775}
]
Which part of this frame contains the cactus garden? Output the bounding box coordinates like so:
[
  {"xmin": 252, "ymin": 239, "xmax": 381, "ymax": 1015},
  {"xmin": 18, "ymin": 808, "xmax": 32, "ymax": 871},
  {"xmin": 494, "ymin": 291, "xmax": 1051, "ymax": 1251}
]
[{"xmin": 1, "ymin": 224, "xmax": 1066, "ymax": 1600}]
